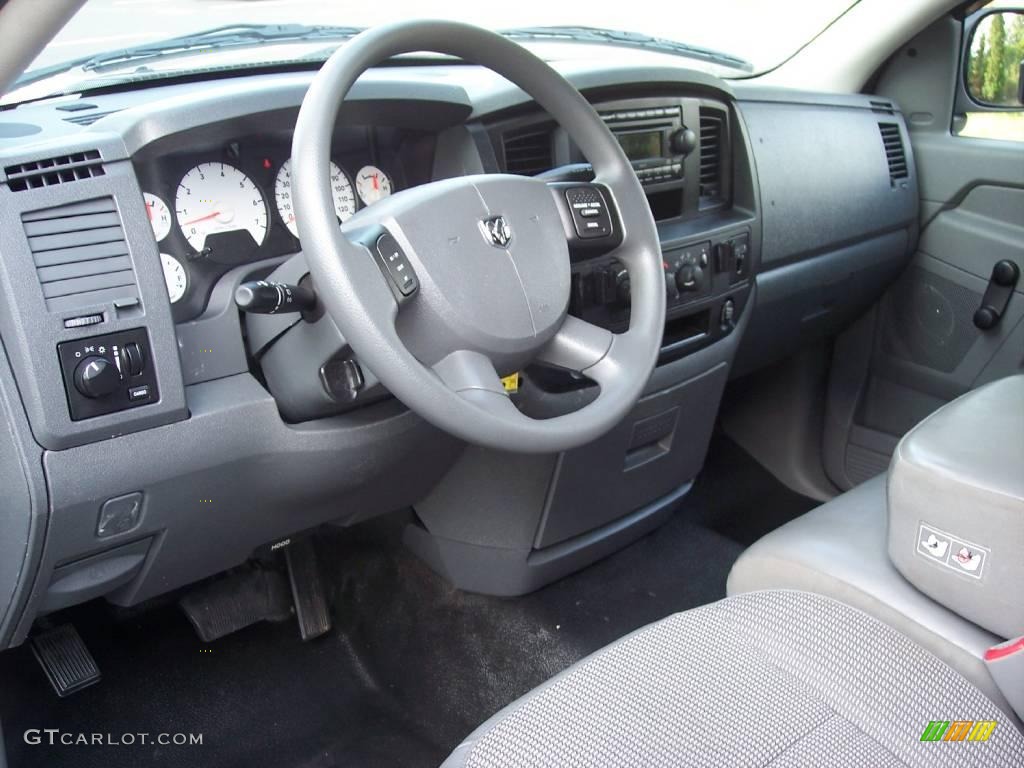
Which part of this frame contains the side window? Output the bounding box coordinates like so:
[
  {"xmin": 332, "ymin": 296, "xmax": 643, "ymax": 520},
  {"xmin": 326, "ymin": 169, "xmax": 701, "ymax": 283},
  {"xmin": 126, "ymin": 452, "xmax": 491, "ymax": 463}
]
[{"xmin": 956, "ymin": 6, "xmax": 1024, "ymax": 142}]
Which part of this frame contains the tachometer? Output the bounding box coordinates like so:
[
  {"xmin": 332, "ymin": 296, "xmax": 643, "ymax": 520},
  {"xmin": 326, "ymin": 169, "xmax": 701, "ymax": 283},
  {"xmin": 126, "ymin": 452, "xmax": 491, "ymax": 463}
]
[
  {"xmin": 275, "ymin": 159, "xmax": 356, "ymax": 238},
  {"xmin": 143, "ymin": 192, "xmax": 172, "ymax": 242},
  {"xmin": 175, "ymin": 162, "xmax": 268, "ymax": 252},
  {"xmin": 160, "ymin": 253, "xmax": 188, "ymax": 304},
  {"xmin": 355, "ymin": 165, "xmax": 393, "ymax": 206}
]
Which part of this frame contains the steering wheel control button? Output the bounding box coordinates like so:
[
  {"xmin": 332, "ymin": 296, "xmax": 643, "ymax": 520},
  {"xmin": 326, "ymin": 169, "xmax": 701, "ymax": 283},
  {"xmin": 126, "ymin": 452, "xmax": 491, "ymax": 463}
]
[
  {"xmin": 375, "ymin": 232, "xmax": 418, "ymax": 296},
  {"xmin": 97, "ymin": 492, "xmax": 144, "ymax": 538},
  {"xmin": 565, "ymin": 187, "xmax": 612, "ymax": 239},
  {"xmin": 57, "ymin": 328, "xmax": 159, "ymax": 421}
]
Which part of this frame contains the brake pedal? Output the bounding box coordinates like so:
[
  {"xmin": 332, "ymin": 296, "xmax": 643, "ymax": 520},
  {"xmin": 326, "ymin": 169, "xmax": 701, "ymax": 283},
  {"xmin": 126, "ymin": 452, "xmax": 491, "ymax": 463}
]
[
  {"xmin": 284, "ymin": 537, "xmax": 332, "ymax": 641},
  {"xmin": 30, "ymin": 624, "xmax": 101, "ymax": 698}
]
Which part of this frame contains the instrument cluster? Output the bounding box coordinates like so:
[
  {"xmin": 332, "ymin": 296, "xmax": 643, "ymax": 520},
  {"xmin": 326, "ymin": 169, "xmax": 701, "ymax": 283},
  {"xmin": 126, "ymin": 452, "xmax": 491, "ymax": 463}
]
[{"xmin": 136, "ymin": 135, "xmax": 404, "ymax": 321}]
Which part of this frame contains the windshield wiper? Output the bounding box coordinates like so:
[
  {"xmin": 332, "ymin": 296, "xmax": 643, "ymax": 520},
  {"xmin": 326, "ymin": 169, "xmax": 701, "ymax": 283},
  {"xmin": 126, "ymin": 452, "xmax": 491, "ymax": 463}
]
[
  {"xmin": 501, "ymin": 26, "xmax": 753, "ymax": 72},
  {"xmin": 16, "ymin": 24, "xmax": 365, "ymax": 86}
]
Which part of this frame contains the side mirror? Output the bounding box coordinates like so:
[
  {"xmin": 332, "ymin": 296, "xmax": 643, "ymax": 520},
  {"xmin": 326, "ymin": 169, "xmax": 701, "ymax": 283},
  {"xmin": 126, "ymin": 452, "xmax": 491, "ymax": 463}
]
[{"xmin": 965, "ymin": 11, "xmax": 1024, "ymax": 108}]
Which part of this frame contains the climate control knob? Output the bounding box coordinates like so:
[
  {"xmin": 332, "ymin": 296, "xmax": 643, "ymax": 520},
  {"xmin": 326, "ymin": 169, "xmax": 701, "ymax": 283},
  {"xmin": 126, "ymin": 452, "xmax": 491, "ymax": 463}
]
[
  {"xmin": 74, "ymin": 356, "xmax": 121, "ymax": 399},
  {"xmin": 675, "ymin": 264, "xmax": 700, "ymax": 292}
]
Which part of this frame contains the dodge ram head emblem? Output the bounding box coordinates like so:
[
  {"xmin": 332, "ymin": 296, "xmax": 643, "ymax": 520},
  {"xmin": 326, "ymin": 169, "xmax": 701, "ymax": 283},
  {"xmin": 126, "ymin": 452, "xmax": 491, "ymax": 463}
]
[{"xmin": 481, "ymin": 215, "xmax": 512, "ymax": 248}]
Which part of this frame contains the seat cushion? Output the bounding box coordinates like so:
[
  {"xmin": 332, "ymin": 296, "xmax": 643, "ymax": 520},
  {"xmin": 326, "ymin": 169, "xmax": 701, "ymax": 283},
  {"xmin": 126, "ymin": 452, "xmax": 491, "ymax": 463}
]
[
  {"xmin": 726, "ymin": 475, "xmax": 1014, "ymax": 718},
  {"xmin": 443, "ymin": 590, "xmax": 1023, "ymax": 768}
]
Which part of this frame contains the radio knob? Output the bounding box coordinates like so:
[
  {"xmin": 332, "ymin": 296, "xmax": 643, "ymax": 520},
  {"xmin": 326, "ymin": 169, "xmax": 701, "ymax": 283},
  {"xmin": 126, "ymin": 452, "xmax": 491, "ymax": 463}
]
[
  {"xmin": 669, "ymin": 127, "xmax": 697, "ymax": 157},
  {"xmin": 74, "ymin": 356, "xmax": 121, "ymax": 399}
]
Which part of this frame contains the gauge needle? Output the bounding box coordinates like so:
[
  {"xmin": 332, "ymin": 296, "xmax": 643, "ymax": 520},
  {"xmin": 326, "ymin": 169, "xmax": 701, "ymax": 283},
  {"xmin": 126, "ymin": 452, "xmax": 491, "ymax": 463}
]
[
  {"xmin": 145, "ymin": 204, "xmax": 153, "ymax": 221},
  {"xmin": 182, "ymin": 211, "xmax": 221, "ymax": 226},
  {"xmin": 372, "ymin": 175, "xmax": 379, "ymax": 191}
]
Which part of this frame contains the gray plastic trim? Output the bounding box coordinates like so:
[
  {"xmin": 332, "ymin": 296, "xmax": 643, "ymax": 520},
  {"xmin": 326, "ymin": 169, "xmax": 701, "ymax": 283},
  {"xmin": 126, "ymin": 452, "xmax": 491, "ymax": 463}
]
[
  {"xmin": 0, "ymin": 335, "xmax": 47, "ymax": 650},
  {"xmin": 0, "ymin": 160, "xmax": 187, "ymax": 449},
  {"xmin": 12, "ymin": 372, "xmax": 461, "ymax": 644},
  {"xmin": 405, "ymin": 480, "xmax": 689, "ymax": 597},
  {"xmin": 176, "ymin": 256, "xmax": 286, "ymax": 386}
]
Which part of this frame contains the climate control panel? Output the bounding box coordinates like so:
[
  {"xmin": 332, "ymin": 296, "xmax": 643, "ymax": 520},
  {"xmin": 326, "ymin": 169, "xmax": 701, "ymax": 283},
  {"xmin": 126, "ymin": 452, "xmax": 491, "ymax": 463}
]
[
  {"xmin": 57, "ymin": 328, "xmax": 159, "ymax": 421},
  {"xmin": 569, "ymin": 229, "xmax": 752, "ymax": 361}
]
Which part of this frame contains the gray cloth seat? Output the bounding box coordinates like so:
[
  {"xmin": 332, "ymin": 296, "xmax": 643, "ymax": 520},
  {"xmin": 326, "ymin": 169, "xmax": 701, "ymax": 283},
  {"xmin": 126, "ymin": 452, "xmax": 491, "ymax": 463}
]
[
  {"xmin": 443, "ymin": 590, "xmax": 1024, "ymax": 767},
  {"xmin": 726, "ymin": 475, "xmax": 1015, "ymax": 719}
]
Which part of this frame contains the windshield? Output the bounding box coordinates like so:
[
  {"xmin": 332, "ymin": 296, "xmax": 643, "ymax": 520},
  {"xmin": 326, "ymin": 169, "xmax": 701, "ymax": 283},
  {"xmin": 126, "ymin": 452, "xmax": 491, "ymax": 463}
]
[{"xmin": 15, "ymin": 0, "xmax": 858, "ymax": 102}]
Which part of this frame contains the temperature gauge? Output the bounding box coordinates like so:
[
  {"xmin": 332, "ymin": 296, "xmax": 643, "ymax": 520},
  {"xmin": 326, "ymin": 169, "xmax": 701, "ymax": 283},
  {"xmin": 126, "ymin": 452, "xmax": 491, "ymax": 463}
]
[
  {"xmin": 355, "ymin": 165, "xmax": 393, "ymax": 206},
  {"xmin": 143, "ymin": 192, "xmax": 172, "ymax": 242}
]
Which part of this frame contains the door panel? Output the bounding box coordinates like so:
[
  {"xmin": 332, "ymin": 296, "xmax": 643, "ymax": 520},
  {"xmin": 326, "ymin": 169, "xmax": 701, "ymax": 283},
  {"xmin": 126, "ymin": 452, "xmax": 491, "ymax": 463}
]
[{"xmin": 823, "ymin": 13, "xmax": 1024, "ymax": 490}]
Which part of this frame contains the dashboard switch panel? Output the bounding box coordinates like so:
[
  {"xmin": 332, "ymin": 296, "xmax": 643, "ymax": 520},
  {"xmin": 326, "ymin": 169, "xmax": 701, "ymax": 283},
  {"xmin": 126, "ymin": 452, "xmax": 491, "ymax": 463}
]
[{"xmin": 57, "ymin": 329, "xmax": 159, "ymax": 421}]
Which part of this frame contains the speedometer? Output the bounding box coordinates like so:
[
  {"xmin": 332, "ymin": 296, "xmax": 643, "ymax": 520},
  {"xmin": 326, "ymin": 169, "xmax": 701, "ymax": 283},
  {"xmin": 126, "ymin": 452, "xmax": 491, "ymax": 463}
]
[
  {"xmin": 274, "ymin": 159, "xmax": 356, "ymax": 238},
  {"xmin": 175, "ymin": 162, "xmax": 268, "ymax": 252}
]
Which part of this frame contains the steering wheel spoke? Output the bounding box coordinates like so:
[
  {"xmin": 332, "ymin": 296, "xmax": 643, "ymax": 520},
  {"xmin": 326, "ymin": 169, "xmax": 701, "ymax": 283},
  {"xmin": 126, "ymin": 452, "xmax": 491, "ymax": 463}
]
[
  {"xmin": 434, "ymin": 349, "xmax": 505, "ymax": 396},
  {"xmin": 536, "ymin": 315, "xmax": 614, "ymax": 374},
  {"xmin": 433, "ymin": 348, "xmax": 526, "ymax": 419}
]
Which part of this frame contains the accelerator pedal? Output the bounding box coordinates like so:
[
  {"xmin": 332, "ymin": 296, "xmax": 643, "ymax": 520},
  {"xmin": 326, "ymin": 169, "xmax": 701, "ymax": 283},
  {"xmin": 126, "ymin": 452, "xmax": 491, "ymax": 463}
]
[
  {"xmin": 284, "ymin": 537, "xmax": 332, "ymax": 641},
  {"xmin": 179, "ymin": 565, "xmax": 292, "ymax": 642},
  {"xmin": 30, "ymin": 624, "xmax": 101, "ymax": 698}
]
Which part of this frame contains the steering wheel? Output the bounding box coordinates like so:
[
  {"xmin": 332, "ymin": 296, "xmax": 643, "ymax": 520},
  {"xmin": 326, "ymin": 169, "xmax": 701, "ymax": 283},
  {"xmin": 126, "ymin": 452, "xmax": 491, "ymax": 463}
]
[{"xmin": 292, "ymin": 21, "xmax": 665, "ymax": 454}]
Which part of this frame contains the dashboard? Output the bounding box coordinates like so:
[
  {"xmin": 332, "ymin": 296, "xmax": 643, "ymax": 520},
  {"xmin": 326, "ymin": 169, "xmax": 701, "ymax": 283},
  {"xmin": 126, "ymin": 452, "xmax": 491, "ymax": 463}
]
[{"xmin": 0, "ymin": 59, "xmax": 918, "ymax": 650}]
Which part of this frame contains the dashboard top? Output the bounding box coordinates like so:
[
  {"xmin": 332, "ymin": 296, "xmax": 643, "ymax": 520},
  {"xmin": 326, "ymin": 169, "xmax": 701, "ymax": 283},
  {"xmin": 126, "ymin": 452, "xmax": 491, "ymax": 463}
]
[{"xmin": 0, "ymin": 58, "xmax": 896, "ymax": 169}]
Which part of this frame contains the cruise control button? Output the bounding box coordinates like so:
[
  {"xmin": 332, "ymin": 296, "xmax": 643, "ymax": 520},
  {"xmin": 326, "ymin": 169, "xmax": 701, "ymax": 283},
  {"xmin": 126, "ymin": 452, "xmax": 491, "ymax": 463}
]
[
  {"xmin": 375, "ymin": 232, "xmax": 419, "ymax": 296},
  {"xmin": 565, "ymin": 187, "xmax": 612, "ymax": 239}
]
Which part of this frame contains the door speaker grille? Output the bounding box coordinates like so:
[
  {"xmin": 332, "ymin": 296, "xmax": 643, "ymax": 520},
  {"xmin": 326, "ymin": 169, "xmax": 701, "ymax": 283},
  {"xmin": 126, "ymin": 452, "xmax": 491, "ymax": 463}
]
[{"xmin": 881, "ymin": 266, "xmax": 980, "ymax": 373}]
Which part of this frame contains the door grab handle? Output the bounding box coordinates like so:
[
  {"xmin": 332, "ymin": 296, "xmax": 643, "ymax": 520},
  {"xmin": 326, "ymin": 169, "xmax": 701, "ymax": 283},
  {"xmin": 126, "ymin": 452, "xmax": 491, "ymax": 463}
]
[{"xmin": 973, "ymin": 260, "xmax": 1020, "ymax": 331}]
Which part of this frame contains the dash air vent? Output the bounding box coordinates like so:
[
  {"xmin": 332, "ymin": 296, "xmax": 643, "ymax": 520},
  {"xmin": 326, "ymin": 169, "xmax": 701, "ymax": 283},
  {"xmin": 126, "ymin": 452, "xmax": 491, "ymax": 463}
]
[
  {"xmin": 5, "ymin": 150, "xmax": 104, "ymax": 191},
  {"xmin": 878, "ymin": 122, "xmax": 908, "ymax": 186},
  {"xmin": 502, "ymin": 128, "xmax": 553, "ymax": 176},
  {"xmin": 698, "ymin": 106, "xmax": 727, "ymax": 205},
  {"xmin": 22, "ymin": 197, "xmax": 139, "ymax": 313}
]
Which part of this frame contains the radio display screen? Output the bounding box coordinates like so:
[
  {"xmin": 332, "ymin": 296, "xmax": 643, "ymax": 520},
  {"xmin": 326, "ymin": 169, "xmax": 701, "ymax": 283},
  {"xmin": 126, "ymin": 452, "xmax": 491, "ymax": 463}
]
[{"xmin": 617, "ymin": 130, "xmax": 663, "ymax": 161}]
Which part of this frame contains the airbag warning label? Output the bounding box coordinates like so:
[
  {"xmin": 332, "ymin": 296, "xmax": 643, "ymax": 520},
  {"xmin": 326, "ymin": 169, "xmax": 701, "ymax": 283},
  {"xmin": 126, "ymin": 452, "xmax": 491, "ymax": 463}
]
[{"xmin": 917, "ymin": 522, "xmax": 989, "ymax": 579}]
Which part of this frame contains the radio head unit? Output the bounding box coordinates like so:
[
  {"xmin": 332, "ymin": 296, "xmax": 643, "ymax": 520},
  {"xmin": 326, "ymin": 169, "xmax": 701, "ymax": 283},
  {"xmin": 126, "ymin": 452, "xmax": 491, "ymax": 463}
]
[{"xmin": 601, "ymin": 104, "xmax": 695, "ymax": 187}]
